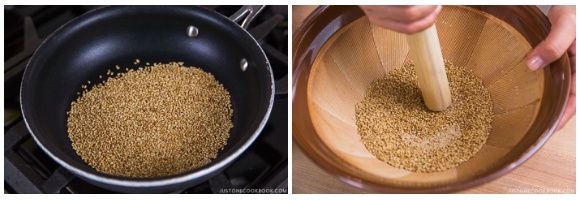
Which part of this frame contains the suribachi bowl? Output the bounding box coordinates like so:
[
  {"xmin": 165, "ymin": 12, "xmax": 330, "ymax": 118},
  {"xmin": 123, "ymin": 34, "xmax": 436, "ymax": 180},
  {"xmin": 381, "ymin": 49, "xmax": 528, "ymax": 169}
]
[{"xmin": 292, "ymin": 5, "xmax": 571, "ymax": 193}]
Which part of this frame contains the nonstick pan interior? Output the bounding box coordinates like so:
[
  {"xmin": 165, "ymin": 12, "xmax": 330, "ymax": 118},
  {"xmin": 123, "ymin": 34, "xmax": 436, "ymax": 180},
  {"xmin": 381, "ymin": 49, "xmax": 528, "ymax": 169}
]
[{"xmin": 21, "ymin": 5, "xmax": 273, "ymax": 190}]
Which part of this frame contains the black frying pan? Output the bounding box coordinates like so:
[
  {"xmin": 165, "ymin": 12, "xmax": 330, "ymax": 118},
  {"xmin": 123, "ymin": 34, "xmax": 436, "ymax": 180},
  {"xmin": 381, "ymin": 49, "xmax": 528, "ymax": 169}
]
[{"xmin": 21, "ymin": 5, "xmax": 281, "ymax": 193}]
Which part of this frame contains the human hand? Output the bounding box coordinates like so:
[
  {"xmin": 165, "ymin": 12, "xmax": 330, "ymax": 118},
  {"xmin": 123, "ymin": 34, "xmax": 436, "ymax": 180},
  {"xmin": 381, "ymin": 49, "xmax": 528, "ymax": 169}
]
[
  {"xmin": 526, "ymin": 5, "xmax": 576, "ymax": 130},
  {"xmin": 359, "ymin": 5, "xmax": 442, "ymax": 34}
]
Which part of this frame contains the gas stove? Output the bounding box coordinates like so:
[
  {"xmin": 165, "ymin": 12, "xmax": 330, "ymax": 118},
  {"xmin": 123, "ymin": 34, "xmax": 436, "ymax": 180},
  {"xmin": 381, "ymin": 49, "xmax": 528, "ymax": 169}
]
[{"xmin": 4, "ymin": 5, "xmax": 288, "ymax": 194}]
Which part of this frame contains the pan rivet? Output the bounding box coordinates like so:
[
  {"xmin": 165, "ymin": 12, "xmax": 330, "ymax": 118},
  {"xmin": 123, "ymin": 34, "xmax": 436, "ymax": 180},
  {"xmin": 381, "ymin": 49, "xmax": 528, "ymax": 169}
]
[
  {"xmin": 187, "ymin": 26, "xmax": 199, "ymax": 38},
  {"xmin": 240, "ymin": 58, "xmax": 248, "ymax": 72}
]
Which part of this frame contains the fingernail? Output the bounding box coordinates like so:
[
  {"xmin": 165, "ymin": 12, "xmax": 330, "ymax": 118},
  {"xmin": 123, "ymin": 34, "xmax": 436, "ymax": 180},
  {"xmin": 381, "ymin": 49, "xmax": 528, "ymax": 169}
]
[{"xmin": 527, "ymin": 56, "xmax": 545, "ymax": 71}]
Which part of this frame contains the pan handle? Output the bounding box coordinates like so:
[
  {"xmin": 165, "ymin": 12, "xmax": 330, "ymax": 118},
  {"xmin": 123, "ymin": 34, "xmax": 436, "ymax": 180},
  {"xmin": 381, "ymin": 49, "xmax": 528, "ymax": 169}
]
[
  {"xmin": 229, "ymin": 5, "xmax": 266, "ymax": 30},
  {"xmin": 230, "ymin": 5, "xmax": 287, "ymax": 95}
]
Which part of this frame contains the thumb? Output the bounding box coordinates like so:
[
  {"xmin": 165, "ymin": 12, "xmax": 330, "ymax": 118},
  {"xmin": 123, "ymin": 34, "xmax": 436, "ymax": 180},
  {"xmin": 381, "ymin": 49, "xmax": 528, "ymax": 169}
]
[{"xmin": 528, "ymin": 6, "xmax": 576, "ymax": 71}]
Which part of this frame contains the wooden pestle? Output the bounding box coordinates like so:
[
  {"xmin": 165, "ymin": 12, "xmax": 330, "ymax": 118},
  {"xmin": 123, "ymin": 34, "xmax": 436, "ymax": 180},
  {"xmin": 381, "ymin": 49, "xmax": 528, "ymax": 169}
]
[{"xmin": 405, "ymin": 24, "xmax": 451, "ymax": 111}]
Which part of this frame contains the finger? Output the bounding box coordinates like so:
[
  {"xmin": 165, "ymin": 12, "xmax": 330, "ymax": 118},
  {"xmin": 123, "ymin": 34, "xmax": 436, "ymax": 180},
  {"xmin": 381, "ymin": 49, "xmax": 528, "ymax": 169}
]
[
  {"xmin": 401, "ymin": 5, "xmax": 442, "ymax": 34},
  {"xmin": 383, "ymin": 5, "xmax": 440, "ymax": 23},
  {"xmin": 367, "ymin": 5, "xmax": 441, "ymax": 34},
  {"xmin": 528, "ymin": 7, "xmax": 576, "ymax": 71}
]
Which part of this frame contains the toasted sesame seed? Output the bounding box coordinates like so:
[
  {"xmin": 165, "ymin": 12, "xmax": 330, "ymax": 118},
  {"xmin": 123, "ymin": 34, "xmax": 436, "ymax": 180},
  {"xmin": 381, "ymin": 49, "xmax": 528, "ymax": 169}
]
[
  {"xmin": 67, "ymin": 62, "xmax": 233, "ymax": 178},
  {"xmin": 355, "ymin": 60, "xmax": 493, "ymax": 173}
]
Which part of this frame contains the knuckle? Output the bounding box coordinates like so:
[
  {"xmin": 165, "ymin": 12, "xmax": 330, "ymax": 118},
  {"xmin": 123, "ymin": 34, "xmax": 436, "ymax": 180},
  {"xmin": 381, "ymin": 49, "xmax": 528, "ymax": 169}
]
[
  {"xmin": 550, "ymin": 11, "xmax": 576, "ymax": 25},
  {"xmin": 404, "ymin": 7, "xmax": 422, "ymax": 21},
  {"xmin": 543, "ymin": 42, "xmax": 564, "ymax": 60},
  {"xmin": 562, "ymin": 13, "xmax": 576, "ymax": 24}
]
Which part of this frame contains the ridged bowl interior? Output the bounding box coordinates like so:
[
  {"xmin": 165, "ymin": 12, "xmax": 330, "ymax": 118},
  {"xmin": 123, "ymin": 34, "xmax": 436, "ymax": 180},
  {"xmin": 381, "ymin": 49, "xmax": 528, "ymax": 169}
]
[{"xmin": 306, "ymin": 6, "xmax": 544, "ymax": 188}]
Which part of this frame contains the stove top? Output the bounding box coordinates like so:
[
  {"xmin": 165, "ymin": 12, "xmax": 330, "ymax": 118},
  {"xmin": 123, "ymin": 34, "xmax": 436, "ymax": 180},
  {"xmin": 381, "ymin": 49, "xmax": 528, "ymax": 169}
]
[{"xmin": 4, "ymin": 5, "xmax": 288, "ymax": 194}]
